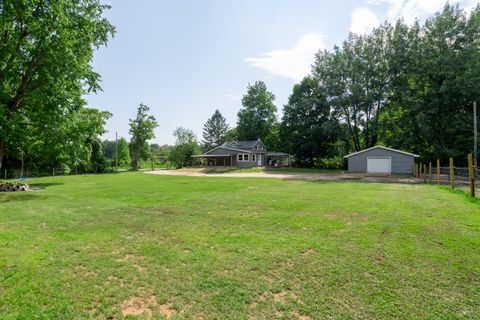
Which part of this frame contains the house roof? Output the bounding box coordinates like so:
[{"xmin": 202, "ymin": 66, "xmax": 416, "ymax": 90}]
[
  {"xmin": 191, "ymin": 154, "xmax": 231, "ymax": 157},
  {"xmin": 344, "ymin": 146, "xmax": 420, "ymax": 158},
  {"xmin": 204, "ymin": 146, "xmax": 260, "ymax": 155},
  {"xmin": 220, "ymin": 139, "xmax": 263, "ymax": 149}
]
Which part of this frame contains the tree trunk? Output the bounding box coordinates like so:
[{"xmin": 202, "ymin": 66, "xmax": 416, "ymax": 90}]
[{"xmin": 0, "ymin": 139, "xmax": 4, "ymax": 172}]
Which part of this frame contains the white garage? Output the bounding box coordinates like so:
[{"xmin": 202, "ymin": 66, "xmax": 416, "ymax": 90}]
[{"xmin": 345, "ymin": 146, "xmax": 419, "ymax": 174}]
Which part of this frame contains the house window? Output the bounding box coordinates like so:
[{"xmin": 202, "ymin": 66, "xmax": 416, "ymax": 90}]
[
  {"xmin": 252, "ymin": 154, "xmax": 256, "ymax": 162},
  {"xmin": 237, "ymin": 154, "xmax": 250, "ymax": 162}
]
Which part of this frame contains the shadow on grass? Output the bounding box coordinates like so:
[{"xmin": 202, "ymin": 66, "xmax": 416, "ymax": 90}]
[
  {"xmin": 29, "ymin": 182, "xmax": 64, "ymax": 189},
  {"xmin": 0, "ymin": 193, "xmax": 43, "ymax": 203}
]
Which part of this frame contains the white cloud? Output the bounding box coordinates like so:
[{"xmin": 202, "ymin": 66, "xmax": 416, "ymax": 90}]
[
  {"xmin": 244, "ymin": 33, "xmax": 326, "ymax": 81},
  {"xmin": 363, "ymin": 0, "xmax": 478, "ymax": 25},
  {"xmin": 350, "ymin": 7, "xmax": 381, "ymax": 34}
]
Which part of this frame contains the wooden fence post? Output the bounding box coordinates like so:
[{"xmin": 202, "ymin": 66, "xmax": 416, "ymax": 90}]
[
  {"xmin": 429, "ymin": 162, "xmax": 432, "ymax": 184},
  {"xmin": 449, "ymin": 157, "xmax": 455, "ymax": 189},
  {"xmin": 468, "ymin": 153, "xmax": 475, "ymax": 197},
  {"xmin": 437, "ymin": 159, "xmax": 440, "ymax": 184},
  {"xmin": 424, "ymin": 164, "xmax": 427, "ymax": 184}
]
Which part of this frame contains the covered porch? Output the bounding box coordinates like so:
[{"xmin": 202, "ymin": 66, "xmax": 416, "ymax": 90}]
[
  {"xmin": 192, "ymin": 154, "xmax": 233, "ymax": 167},
  {"xmin": 266, "ymin": 152, "xmax": 292, "ymax": 167}
]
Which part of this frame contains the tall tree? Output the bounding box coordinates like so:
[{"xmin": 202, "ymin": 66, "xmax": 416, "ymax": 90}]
[
  {"xmin": 129, "ymin": 103, "xmax": 158, "ymax": 170},
  {"xmin": 281, "ymin": 76, "xmax": 339, "ymax": 166},
  {"xmin": 202, "ymin": 109, "xmax": 229, "ymax": 150},
  {"xmin": 0, "ymin": 0, "xmax": 115, "ymax": 170},
  {"xmin": 168, "ymin": 127, "xmax": 201, "ymax": 168},
  {"xmin": 313, "ymin": 24, "xmax": 392, "ymax": 152},
  {"xmin": 236, "ymin": 81, "xmax": 278, "ymax": 147},
  {"xmin": 116, "ymin": 137, "xmax": 131, "ymax": 168},
  {"xmin": 60, "ymin": 108, "xmax": 111, "ymax": 174}
]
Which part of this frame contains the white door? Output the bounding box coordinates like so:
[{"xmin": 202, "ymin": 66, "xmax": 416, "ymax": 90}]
[
  {"xmin": 367, "ymin": 157, "xmax": 391, "ymax": 173},
  {"xmin": 257, "ymin": 155, "xmax": 262, "ymax": 166}
]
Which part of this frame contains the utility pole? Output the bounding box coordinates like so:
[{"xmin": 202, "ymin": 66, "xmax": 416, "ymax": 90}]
[
  {"xmin": 474, "ymin": 101, "xmax": 477, "ymax": 169},
  {"xmin": 115, "ymin": 131, "xmax": 118, "ymax": 173}
]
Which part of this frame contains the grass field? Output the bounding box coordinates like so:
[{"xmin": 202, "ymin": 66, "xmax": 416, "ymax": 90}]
[{"xmin": 1, "ymin": 172, "xmax": 479, "ymax": 319}]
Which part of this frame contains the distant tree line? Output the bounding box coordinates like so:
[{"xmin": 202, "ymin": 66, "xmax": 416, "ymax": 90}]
[
  {"xmin": 197, "ymin": 4, "xmax": 480, "ymax": 168},
  {"xmin": 2, "ymin": 2, "xmax": 479, "ymax": 175}
]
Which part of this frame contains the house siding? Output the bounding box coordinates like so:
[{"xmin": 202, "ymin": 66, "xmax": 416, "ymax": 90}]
[
  {"xmin": 234, "ymin": 153, "xmax": 264, "ymax": 167},
  {"xmin": 348, "ymin": 148, "xmax": 414, "ymax": 173}
]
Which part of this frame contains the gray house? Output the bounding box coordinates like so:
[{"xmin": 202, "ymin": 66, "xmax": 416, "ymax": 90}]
[
  {"xmin": 345, "ymin": 146, "xmax": 419, "ymax": 174},
  {"xmin": 192, "ymin": 139, "xmax": 291, "ymax": 167}
]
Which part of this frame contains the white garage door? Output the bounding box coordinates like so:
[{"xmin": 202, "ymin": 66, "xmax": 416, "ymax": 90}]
[{"xmin": 367, "ymin": 157, "xmax": 391, "ymax": 173}]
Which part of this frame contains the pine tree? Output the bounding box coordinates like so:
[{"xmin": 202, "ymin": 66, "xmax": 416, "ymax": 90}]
[{"xmin": 202, "ymin": 109, "xmax": 229, "ymax": 150}]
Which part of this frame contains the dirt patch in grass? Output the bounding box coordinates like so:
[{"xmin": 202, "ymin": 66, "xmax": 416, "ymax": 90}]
[
  {"xmin": 134, "ymin": 264, "xmax": 146, "ymax": 273},
  {"xmin": 374, "ymin": 253, "xmax": 385, "ymax": 263},
  {"xmin": 116, "ymin": 254, "xmax": 145, "ymax": 263},
  {"xmin": 293, "ymin": 310, "xmax": 313, "ymax": 320},
  {"xmin": 159, "ymin": 303, "xmax": 176, "ymax": 318},
  {"xmin": 301, "ymin": 248, "xmax": 315, "ymax": 255},
  {"xmin": 273, "ymin": 290, "xmax": 290, "ymax": 303},
  {"xmin": 121, "ymin": 295, "xmax": 156, "ymax": 317}
]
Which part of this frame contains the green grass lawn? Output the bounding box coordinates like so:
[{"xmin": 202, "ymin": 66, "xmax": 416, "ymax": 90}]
[{"xmin": 1, "ymin": 173, "xmax": 479, "ymax": 319}]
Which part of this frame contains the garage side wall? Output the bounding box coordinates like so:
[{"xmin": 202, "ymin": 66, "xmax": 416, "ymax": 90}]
[{"xmin": 348, "ymin": 148, "xmax": 414, "ymax": 173}]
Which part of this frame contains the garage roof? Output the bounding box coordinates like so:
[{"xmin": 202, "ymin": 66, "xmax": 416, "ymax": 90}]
[{"xmin": 344, "ymin": 146, "xmax": 420, "ymax": 158}]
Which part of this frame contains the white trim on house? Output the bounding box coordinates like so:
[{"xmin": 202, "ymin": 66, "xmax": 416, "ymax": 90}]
[
  {"xmin": 344, "ymin": 146, "xmax": 420, "ymax": 158},
  {"xmin": 237, "ymin": 153, "xmax": 250, "ymax": 162}
]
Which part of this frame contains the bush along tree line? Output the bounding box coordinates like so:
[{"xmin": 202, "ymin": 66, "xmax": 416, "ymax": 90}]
[{"xmin": 2, "ymin": 3, "xmax": 480, "ymax": 175}]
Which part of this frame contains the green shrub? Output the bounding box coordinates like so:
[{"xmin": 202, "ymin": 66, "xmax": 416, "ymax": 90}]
[{"xmin": 314, "ymin": 156, "xmax": 346, "ymax": 170}]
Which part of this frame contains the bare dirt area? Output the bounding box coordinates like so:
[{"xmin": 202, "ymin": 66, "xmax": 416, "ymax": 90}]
[{"xmin": 145, "ymin": 168, "xmax": 421, "ymax": 184}]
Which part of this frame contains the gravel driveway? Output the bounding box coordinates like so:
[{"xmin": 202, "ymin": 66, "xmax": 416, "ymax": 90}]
[{"xmin": 146, "ymin": 169, "xmax": 421, "ymax": 184}]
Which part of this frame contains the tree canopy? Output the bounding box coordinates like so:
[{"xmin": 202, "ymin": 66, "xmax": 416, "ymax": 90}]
[
  {"xmin": 311, "ymin": 4, "xmax": 480, "ymax": 164},
  {"xmin": 237, "ymin": 81, "xmax": 278, "ymax": 148},
  {"xmin": 168, "ymin": 127, "xmax": 201, "ymax": 168},
  {"xmin": 0, "ymin": 0, "xmax": 115, "ymax": 173},
  {"xmin": 129, "ymin": 103, "xmax": 158, "ymax": 170}
]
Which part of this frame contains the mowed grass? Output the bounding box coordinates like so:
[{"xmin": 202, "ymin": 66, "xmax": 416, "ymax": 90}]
[{"xmin": 0, "ymin": 173, "xmax": 479, "ymax": 319}]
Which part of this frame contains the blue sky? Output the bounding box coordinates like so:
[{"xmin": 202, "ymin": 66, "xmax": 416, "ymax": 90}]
[{"xmin": 86, "ymin": 0, "xmax": 477, "ymax": 145}]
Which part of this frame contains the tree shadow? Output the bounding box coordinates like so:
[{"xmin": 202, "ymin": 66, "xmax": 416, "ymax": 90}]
[
  {"xmin": 28, "ymin": 182, "xmax": 64, "ymax": 189},
  {"xmin": 0, "ymin": 192, "xmax": 44, "ymax": 203}
]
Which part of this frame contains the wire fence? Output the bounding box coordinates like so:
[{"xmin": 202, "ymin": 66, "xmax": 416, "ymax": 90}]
[{"xmin": 415, "ymin": 155, "xmax": 479, "ymax": 198}]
